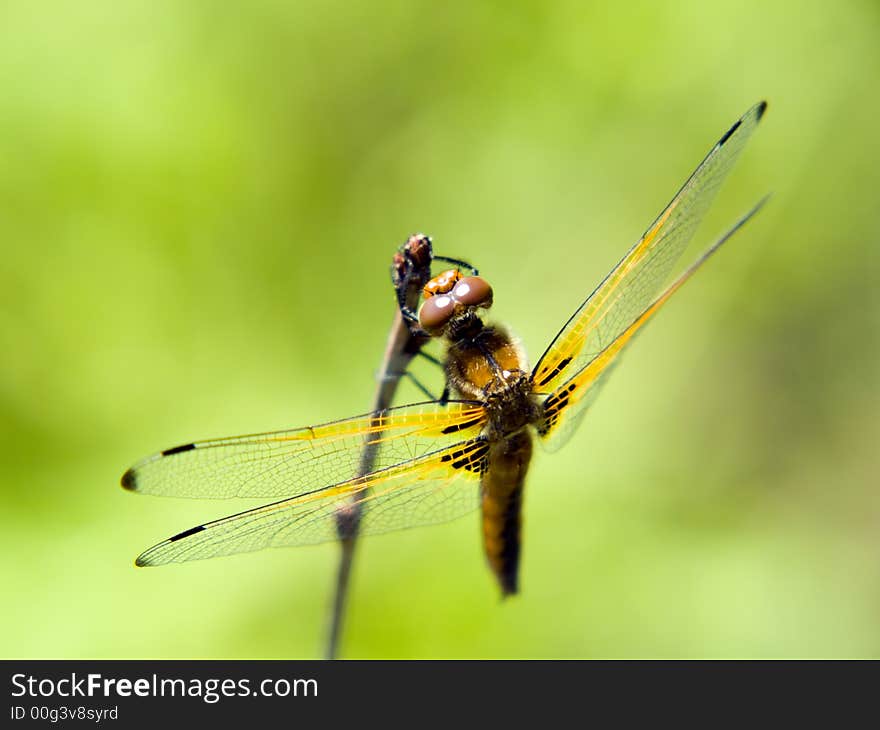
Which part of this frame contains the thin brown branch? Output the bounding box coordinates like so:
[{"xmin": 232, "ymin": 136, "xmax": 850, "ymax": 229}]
[{"xmin": 325, "ymin": 238, "xmax": 432, "ymax": 659}]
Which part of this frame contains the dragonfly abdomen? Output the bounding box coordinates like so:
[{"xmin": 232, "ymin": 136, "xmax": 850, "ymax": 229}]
[{"xmin": 481, "ymin": 430, "xmax": 532, "ymax": 596}]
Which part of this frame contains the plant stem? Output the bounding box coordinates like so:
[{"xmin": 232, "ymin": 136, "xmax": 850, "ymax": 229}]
[{"xmin": 325, "ymin": 278, "xmax": 428, "ymax": 659}]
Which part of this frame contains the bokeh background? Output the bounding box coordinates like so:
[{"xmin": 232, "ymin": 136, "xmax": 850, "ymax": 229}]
[{"xmin": 2, "ymin": 0, "xmax": 878, "ymax": 659}]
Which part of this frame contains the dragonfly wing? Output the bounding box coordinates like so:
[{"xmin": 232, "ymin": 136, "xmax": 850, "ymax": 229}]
[
  {"xmin": 538, "ymin": 198, "xmax": 768, "ymax": 451},
  {"xmin": 122, "ymin": 400, "xmax": 487, "ymax": 499},
  {"xmin": 532, "ymin": 101, "xmax": 767, "ymax": 395},
  {"xmin": 135, "ymin": 435, "xmax": 489, "ymax": 565}
]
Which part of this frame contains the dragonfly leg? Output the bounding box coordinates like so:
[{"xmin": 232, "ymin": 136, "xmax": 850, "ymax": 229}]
[
  {"xmin": 432, "ymin": 255, "xmax": 479, "ymax": 276},
  {"xmin": 416, "ymin": 350, "xmax": 444, "ymax": 368},
  {"xmin": 378, "ymin": 370, "xmax": 441, "ymax": 402},
  {"xmin": 399, "ymin": 305, "xmax": 432, "ymax": 338}
]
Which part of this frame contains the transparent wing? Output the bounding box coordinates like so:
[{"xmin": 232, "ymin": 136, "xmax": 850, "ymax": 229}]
[
  {"xmin": 122, "ymin": 401, "xmax": 487, "ymax": 499},
  {"xmin": 532, "ymin": 101, "xmax": 767, "ymax": 395},
  {"xmin": 135, "ymin": 435, "xmax": 490, "ymax": 565},
  {"xmin": 538, "ymin": 198, "xmax": 768, "ymax": 450}
]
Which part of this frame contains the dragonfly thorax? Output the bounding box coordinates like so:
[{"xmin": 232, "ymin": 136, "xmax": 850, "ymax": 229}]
[{"xmin": 444, "ymin": 321, "xmax": 537, "ymax": 427}]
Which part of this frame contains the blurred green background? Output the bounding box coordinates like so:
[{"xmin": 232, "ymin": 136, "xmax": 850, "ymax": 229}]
[{"xmin": 2, "ymin": 0, "xmax": 878, "ymax": 659}]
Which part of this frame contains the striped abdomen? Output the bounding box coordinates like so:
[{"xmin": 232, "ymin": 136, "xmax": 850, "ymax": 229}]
[{"xmin": 481, "ymin": 430, "xmax": 532, "ymax": 596}]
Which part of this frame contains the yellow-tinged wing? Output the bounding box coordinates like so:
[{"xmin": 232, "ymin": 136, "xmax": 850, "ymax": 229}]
[
  {"xmin": 538, "ymin": 198, "xmax": 768, "ymax": 450},
  {"xmin": 532, "ymin": 101, "xmax": 767, "ymax": 396},
  {"xmin": 122, "ymin": 401, "xmax": 487, "ymax": 499},
  {"xmin": 134, "ymin": 434, "xmax": 490, "ymax": 565}
]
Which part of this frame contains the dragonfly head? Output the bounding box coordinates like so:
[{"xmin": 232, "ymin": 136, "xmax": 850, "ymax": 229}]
[{"xmin": 418, "ymin": 274, "xmax": 493, "ymax": 337}]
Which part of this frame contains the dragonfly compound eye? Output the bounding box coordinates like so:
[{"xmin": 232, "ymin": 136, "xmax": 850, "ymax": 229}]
[
  {"xmin": 418, "ymin": 294, "xmax": 456, "ymax": 334},
  {"xmin": 452, "ymin": 276, "xmax": 493, "ymax": 310}
]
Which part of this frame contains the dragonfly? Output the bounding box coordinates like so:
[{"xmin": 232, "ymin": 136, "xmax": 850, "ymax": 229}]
[{"xmin": 121, "ymin": 101, "xmax": 768, "ymax": 595}]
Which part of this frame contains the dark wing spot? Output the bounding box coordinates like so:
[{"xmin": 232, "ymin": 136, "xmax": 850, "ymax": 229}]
[
  {"xmin": 538, "ymin": 405, "xmax": 561, "ymax": 434},
  {"xmin": 452, "ymin": 454, "xmax": 486, "ymax": 472},
  {"xmin": 169, "ymin": 525, "xmax": 206, "ymax": 542},
  {"xmin": 442, "ymin": 439, "xmax": 489, "ymax": 473},
  {"xmin": 120, "ymin": 468, "xmax": 138, "ymax": 491},
  {"xmin": 718, "ymin": 119, "xmax": 742, "ymax": 146},
  {"xmin": 756, "ymin": 100, "xmax": 768, "ymax": 120},
  {"xmin": 441, "ymin": 417, "xmax": 483, "ymax": 434},
  {"xmin": 535, "ymin": 356, "xmax": 572, "ymax": 387},
  {"xmin": 463, "ymin": 441, "xmax": 489, "ymax": 473},
  {"xmin": 162, "ymin": 443, "xmax": 196, "ymax": 456},
  {"xmin": 540, "ymin": 381, "xmax": 578, "ymax": 425}
]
